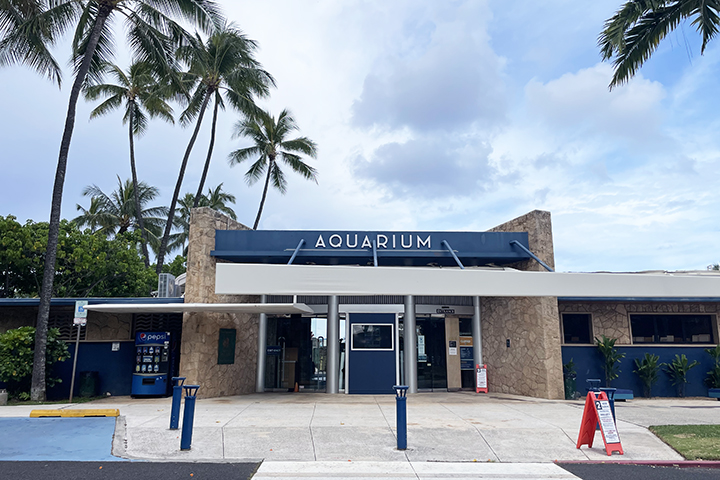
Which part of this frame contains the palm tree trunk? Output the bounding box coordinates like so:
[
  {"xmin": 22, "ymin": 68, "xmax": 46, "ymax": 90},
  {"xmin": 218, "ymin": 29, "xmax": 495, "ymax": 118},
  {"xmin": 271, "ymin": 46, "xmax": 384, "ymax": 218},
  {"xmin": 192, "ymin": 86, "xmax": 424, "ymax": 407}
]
[
  {"xmin": 253, "ymin": 158, "xmax": 274, "ymax": 230},
  {"xmin": 30, "ymin": 6, "xmax": 112, "ymax": 402},
  {"xmin": 193, "ymin": 94, "xmax": 219, "ymax": 208},
  {"xmin": 156, "ymin": 91, "xmax": 212, "ymax": 274},
  {"xmin": 129, "ymin": 105, "xmax": 151, "ymax": 268}
]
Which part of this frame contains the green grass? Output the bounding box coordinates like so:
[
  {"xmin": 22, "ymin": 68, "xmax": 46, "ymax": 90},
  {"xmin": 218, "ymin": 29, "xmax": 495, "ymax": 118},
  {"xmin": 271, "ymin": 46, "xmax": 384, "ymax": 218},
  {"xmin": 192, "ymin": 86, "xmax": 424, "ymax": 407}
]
[{"xmin": 650, "ymin": 425, "xmax": 720, "ymax": 460}]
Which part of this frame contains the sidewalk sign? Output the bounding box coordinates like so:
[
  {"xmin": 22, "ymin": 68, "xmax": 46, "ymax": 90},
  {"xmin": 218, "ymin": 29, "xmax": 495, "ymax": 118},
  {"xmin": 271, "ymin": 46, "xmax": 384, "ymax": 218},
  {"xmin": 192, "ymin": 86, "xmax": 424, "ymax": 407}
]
[
  {"xmin": 475, "ymin": 364, "xmax": 488, "ymax": 393},
  {"xmin": 576, "ymin": 391, "xmax": 623, "ymax": 456},
  {"xmin": 69, "ymin": 300, "xmax": 88, "ymax": 402}
]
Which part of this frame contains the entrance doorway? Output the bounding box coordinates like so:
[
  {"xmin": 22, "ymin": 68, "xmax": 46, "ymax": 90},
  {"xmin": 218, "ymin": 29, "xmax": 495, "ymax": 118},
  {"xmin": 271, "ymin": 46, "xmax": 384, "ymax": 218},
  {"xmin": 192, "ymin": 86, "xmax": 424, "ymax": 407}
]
[{"xmin": 416, "ymin": 317, "xmax": 447, "ymax": 390}]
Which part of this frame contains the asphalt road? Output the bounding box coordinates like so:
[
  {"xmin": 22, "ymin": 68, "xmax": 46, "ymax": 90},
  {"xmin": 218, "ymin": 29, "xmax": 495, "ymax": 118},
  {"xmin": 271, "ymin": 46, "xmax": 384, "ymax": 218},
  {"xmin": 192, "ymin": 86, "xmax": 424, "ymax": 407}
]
[
  {"xmin": 0, "ymin": 462, "xmax": 260, "ymax": 480},
  {"xmin": 560, "ymin": 463, "xmax": 720, "ymax": 480}
]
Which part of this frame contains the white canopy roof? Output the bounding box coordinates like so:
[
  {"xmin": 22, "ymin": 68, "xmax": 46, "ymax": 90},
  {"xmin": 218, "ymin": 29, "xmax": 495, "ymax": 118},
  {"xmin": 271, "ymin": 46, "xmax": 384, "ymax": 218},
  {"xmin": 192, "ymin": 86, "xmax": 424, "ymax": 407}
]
[
  {"xmin": 215, "ymin": 263, "xmax": 720, "ymax": 297},
  {"xmin": 84, "ymin": 302, "xmax": 313, "ymax": 314}
]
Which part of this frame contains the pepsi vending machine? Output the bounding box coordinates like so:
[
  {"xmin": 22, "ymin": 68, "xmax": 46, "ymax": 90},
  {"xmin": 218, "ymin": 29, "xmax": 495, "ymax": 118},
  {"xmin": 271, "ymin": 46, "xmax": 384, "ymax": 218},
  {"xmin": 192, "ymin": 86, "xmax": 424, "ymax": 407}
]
[{"xmin": 132, "ymin": 331, "xmax": 170, "ymax": 396}]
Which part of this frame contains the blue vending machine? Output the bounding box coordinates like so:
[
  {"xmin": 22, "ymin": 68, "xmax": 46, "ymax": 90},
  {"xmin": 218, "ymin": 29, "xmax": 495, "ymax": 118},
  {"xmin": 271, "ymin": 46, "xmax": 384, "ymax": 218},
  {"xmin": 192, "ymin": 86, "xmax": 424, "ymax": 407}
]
[{"xmin": 132, "ymin": 331, "xmax": 171, "ymax": 396}]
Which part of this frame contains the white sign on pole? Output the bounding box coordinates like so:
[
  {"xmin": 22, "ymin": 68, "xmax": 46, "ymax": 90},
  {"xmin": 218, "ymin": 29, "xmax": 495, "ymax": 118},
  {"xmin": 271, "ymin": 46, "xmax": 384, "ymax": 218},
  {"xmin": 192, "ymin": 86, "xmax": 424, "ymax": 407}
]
[{"xmin": 74, "ymin": 300, "xmax": 88, "ymax": 326}]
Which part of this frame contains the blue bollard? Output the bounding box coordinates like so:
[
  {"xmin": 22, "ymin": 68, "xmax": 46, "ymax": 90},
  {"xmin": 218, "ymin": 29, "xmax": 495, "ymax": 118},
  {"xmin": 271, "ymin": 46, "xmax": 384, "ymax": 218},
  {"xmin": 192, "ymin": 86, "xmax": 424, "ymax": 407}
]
[
  {"xmin": 180, "ymin": 385, "xmax": 200, "ymax": 451},
  {"xmin": 393, "ymin": 385, "xmax": 408, "ymax": 450},
  {"xmin": 170, "ymin": 377, "xmax": 186, "ymax": 430}
]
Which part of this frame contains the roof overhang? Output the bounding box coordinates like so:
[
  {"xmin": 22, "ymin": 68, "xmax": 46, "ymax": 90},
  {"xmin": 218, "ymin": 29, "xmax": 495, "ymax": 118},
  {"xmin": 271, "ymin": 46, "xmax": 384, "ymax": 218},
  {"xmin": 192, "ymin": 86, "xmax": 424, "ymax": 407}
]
[
  {"xmin": 84, "ymin": 302, "xmax": 313, "ymax": 314},
  {"xmin": 215, "ymin": 263, "xmax": 720, "ymax": 298}
]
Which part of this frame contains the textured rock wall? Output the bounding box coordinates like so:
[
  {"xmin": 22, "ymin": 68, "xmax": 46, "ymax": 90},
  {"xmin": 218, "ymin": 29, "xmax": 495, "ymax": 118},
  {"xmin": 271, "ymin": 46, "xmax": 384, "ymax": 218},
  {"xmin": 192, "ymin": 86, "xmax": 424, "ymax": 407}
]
[
  {"xmin": 0, "ymin": 307, "xmax": 35, "ymax": 333},
  {"xmin": 181, "ymin": 207, "xmax": 260, "ymax": 398},
  {"xmin": 484, "ymin": 210, "xmax": 564, "ymax": 399},
  {"xmin": 86, "ymin": 313, "xmax": 133, "ymax": 341},
  {"xmin": 559, "ymin": 301, "xmax": 720, "ymax": 345}
]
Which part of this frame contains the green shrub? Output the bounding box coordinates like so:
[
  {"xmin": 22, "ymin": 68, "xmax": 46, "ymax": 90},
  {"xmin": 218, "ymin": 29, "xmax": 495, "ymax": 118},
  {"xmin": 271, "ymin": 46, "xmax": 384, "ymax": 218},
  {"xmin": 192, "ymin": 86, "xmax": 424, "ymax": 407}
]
[
  {"xmin": 634, "ymin": 353, "xmax": 662, "ymax": 397},
  {"xmin": 563, "ymin": 358, "xmax": 577, "ymax": 400},
  {"xmin": 664, "ymin": 354, "xmax": 699, "ymax": 397},
  {"xmin": 704, "ymin": 346, "xmax": 720, "ymax": 389},
  {"xmin": 596, "ymin": 335, "xmax": 625, "ymax": 387},
  {"xmin": 0, "ymin": 326, "xmax": 70, "ymax": 399}
]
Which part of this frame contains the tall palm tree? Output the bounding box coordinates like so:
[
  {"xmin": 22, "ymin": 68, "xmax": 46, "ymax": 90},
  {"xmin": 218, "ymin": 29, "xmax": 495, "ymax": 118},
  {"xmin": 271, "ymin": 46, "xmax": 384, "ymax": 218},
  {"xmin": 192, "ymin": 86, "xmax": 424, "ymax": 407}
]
[
  {"xmin": 155, "ymin": 23, "xmax": 273, "ymax": 274},
  {"xmin": 170, "ymin": 183, "xmax": 236, "ymax": 254},
  {"xmin": 84, "ymin": 61, "xmax": 174, "ymax": 267},
  {"xmin": 74, "ymin": 176, "xmax": 169, "ymax": 242},
  {"xmin": 229, "ymin": 109, "xmax": 318, "ymax": 229},
  {"xmin": 0, "ymin": 0, "xmax": 221, "ymax": 401},
  {"xmin": 599, "ymin": 1, "xmax": 720, "ymax": 88}
]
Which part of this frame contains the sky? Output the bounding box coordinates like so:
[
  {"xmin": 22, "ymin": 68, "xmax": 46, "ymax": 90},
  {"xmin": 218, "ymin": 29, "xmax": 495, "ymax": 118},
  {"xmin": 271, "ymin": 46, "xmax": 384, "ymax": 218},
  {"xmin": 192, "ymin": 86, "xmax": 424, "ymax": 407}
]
[{"xmin": 2, "ymin": 0, "xmax": 720, "ymax": 273}]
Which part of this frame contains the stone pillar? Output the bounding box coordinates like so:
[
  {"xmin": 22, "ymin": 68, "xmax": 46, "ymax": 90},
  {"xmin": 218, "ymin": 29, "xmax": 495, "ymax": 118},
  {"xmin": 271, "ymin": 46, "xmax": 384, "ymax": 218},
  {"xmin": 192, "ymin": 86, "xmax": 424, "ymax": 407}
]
[
  {"xmin": 181, "ymin": 207, "xmax": 259, "ymax": 398},
  {"xmin": 327, "ymin": 295, "xmax": 340, "ymax": 394},
  {"xmin": 484, "ymin": 210, "xmax": 564, "ymax": 399},
  {"xmin": 403, "ymin": 295, "xmax": 417, "ymax": 393}
]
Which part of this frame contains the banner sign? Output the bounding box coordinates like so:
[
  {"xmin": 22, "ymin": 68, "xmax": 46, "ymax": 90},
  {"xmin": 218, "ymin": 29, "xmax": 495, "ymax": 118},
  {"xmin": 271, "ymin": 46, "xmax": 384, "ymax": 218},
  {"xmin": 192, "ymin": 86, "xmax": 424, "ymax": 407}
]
[
  {"xmin": 476, "ymin": 364, "xmax": 488, "ymax": 394},
  {"xmin": 135, "ymin": 331, "xmax": 170, "ymax": 345},
  {"xmin": 576, "ymin": 391, "xmax": 624, "ymax": 456}
]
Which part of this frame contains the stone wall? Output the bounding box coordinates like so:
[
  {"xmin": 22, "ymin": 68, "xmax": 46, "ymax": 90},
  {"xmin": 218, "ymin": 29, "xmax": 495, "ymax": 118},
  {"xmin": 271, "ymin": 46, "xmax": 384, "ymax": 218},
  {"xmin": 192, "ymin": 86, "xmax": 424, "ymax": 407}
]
[
  {"xmin": 483, "ymin": 210, "xmax": 564, "ymax": 399},
  {"xmin": 0, "ymin": 307, "xmax": 35, "ymax": 334},
  {"xmin": 559, "ymin": 301, "xmax": 720, "ymax": 345},
  {"xmin": 86, "ymin": 312, "xmax": 133, "ymax": 341},
  {"xmin": 181, "ymin": 207, "xmax": 260, "ymax": 398}
]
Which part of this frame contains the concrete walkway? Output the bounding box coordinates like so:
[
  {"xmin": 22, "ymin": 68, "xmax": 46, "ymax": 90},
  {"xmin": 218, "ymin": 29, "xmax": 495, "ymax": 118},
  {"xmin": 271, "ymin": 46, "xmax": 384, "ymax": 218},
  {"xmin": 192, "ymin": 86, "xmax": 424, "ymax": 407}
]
[{"xmin": 3, "ymin": 391, "xmax": 711, "ymax": 465}]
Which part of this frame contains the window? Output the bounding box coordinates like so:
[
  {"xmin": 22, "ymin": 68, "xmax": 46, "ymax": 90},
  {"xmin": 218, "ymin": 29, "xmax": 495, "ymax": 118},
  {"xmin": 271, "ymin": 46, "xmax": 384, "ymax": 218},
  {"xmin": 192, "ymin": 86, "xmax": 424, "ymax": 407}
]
[
  {"xmin": 351, "ymin": 324, "xmax": 394, "ymax": 350},
  {"xmin": 631, "ymin": 314, "xmax": 715, "ymax": 344},
  {"xmin": 561, "ymin": 313, "xmax": 592, "ymax": 344}
]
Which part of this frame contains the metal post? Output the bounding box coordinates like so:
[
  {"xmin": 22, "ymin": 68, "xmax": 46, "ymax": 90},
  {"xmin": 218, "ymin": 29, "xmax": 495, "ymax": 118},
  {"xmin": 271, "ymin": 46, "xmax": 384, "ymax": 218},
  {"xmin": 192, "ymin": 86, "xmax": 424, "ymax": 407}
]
[
  {"xmin": 472, "ymin": 296, "xmax": 483, "ymax": 372},
  {"xmin": 403, "ymin": 295, "xmax": 417, "ymax": 394},
  {"xmin": 68, "ymin": 325, "xmax": 82, "ymax": 403},
  {"xmin": 170, "ymin": 377, "xmax": 186, "ymax": 430},
  {"xmin": 256, "ymin": 294, "xmax": 268, "ymax": 393},
  {"xmin": 180, "ymin": 385, "xmax": 200, "ymax": 450},
  {"xmin": 327, "ymin": 295, "xmax": 339, "ymax": 394},
  {"xmin": 394, "ymin": 385, "xmax": 408, "ymax": 450}
]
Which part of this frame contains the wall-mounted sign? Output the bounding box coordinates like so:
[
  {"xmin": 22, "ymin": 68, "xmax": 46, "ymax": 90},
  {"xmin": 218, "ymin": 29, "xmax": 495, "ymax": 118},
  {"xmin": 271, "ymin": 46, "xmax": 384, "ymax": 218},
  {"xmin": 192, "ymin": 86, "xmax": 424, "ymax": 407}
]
[
  {"xmin": 111, "ymin": 342, "xmax": 120, "ymax": 352},
  {"xmin": 266, "ymin": 345, "xmax": 282, "ymax": 356},
  {"xmin": 436, "ymin": 308, "xmax": 455, "ymax": 314}
]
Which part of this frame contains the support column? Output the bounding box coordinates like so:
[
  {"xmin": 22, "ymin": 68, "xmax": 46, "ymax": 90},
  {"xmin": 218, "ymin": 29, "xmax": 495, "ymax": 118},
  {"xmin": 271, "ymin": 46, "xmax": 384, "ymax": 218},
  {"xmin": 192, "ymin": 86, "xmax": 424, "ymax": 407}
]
[
  {"xmin": 327, "ymin": 295, "xmax": 340, "ymax": 394},
  {"xmin": 472, "ymin": 296, "xmax": 483, "ymax": 370},
  {"xmin": 403, "ymin": 295, "xmax": 417, "ymax": 393},
  {"xmin": 256, "ymin": 294, "xmax": 268, "ymax": 393}
]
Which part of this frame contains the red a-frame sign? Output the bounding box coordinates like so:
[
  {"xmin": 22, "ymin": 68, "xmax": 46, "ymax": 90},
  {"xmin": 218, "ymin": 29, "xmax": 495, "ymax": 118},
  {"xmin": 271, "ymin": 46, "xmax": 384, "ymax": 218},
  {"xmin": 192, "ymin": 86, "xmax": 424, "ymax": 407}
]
[
  {"xmin": 476, "ymin": 364, "xmax": 488, "ymax": 393},
  {"xmin": 576, "ymin": 391, "xmax": 624, "ymax": 456}
]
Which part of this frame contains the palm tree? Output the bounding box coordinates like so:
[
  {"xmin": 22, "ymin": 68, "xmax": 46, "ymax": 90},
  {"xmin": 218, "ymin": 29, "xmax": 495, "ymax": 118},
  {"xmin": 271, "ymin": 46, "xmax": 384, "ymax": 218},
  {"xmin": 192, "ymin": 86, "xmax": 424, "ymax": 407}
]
[
  {"xmin": 228, "ymin": 109, "xmax": 318, "ymax": 229},
  {"xmin": 84, "ymin": 61, "xmax": 174, "ymax": 267},
  {"xmin": 0, "ymin": 0, "xmax": 220, "ymax": 401},
  {"xmin": 170, "ymin": 184, "xmax": 236, "ymax": 254},
  {"xmin": 154, "ymin": 22, "xmax": 273, "ymax": 274},
  {"xmin": 74, "ymin": 176, "xmax": 169, "ymax": 242},
  {"xmin": 599, "ymin": 1, "xmax": 720, "ymax": 88}
]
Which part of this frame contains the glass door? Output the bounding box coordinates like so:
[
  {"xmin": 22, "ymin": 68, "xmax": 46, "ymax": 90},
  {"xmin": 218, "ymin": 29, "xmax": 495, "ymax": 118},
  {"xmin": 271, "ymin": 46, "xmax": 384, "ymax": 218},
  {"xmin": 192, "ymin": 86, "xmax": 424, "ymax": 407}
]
[{"xmin": 416, "ymin": 317, "xmax": 447, "ymax": 390}]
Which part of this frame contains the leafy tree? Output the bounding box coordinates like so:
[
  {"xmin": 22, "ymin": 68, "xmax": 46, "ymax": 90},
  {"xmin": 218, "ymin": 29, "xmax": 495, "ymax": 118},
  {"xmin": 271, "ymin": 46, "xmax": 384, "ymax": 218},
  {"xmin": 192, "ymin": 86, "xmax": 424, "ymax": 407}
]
[
  {"xmin": 596, "ymin": 335, "xmax": 626, "ymax": 387},
  {"xmin": 155, "ymin": 22, "xmax": 273, "ymax": 274},
  {"xmin": 162, "ymin": 255, "xmax": 187, "ymax": 278},
  {"xmin": 74, "ymin": 177, "xmax": 169, "ymax": 256},
  {"xmin": 599, "ymin": 1, "xmax": 720, "ymax": 88},
  {"xmin": 84, "ymin": 61, "xmax": 175, "ymax": 267},
  {"xmin": 0, "ymin": 0, "xmax": 221, "ymax": 401},
  {"xmin": 170, "ymin": 184, "xmax": 236, "ymax": 254},
  {"xmin": 634, "ymin": 353, "xmax": 662, "ymax": 397},
  {"xmin": 664, "ymin": 353, "xmax": 700, "ymax": 397},
  {"xmin": 229, "ymin": 108, "xmax": 318, "ymax": 229},
  {"xmin": 0, "ymin": 327, "xmax": 70, "ymax": 400},
  {"xmin": 705, "ymin": 345, "xmax": 720, "ymax": 389}
]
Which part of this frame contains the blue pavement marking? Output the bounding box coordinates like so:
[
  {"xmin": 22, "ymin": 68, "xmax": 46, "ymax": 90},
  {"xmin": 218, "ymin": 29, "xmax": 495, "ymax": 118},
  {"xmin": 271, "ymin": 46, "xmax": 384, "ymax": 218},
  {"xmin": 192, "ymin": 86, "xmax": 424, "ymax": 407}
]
[{"xmin": 0, "ymin": 417, "xmax": 125, "ymax": 461}]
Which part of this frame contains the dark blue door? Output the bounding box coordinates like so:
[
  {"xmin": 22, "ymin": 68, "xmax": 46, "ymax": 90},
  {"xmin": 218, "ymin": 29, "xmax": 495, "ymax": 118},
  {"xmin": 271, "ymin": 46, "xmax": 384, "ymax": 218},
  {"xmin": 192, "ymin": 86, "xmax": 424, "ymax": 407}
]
[{"xmin": 348, "ymin": 313, "xmax": 396, "ymax": 394}]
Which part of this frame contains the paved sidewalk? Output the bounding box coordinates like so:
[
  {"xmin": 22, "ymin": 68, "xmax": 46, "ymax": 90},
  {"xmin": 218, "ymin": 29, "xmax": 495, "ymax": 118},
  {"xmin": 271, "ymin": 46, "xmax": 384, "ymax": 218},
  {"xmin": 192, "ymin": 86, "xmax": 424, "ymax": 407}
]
[{"xmin": 3, "ymin": 391, "xmax": 712, "ymax": 464}]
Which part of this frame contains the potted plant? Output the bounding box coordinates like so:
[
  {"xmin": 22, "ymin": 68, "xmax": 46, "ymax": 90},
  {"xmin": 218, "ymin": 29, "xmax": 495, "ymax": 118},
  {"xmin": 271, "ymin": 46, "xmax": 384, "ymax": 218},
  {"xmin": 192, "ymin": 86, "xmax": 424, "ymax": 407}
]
[
  {"xmin": 633, "ymin": 353, "xmax": 661, "ymax": 397},
  {"xmin": 663, "ymin": 354, "xmax": 699, "ymax": 397},
  {"xmin": 596, "ymin": 335, "xmax": 626, "ymax": 387}
]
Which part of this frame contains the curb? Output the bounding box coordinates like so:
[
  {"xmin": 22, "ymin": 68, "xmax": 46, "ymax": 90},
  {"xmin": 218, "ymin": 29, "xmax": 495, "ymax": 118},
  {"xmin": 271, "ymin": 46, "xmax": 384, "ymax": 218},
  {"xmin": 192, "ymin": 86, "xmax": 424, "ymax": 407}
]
[{"xmin": 557, "ymin": 460, "xmax": 720, "ymax": 469}]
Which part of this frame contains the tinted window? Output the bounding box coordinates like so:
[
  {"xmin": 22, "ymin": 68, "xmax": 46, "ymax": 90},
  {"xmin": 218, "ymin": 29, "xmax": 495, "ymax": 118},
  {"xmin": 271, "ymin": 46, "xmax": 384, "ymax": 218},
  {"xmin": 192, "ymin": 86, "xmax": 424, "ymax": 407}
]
[
  {"xmin": 459, "ymin": 318, "xmax": 473, "ymax": 337},
  {"xmin": 351, "ymin": 324, "xmax": 393, "ymax": 350},
  {"xmin": 562, "ymin": 313, "xmax": 592, "ymax": 344},
  {"xmin": 631, "ymin": 314, "xmax": 714, "ymax": 344}
]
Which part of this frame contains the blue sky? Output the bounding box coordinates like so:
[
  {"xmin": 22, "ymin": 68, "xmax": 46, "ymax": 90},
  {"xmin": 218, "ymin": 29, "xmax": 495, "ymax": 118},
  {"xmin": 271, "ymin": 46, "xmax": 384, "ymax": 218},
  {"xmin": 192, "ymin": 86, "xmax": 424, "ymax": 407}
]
[{"xmin": 1, "ymin": 0, "xmax": 720, "ymax": 272}]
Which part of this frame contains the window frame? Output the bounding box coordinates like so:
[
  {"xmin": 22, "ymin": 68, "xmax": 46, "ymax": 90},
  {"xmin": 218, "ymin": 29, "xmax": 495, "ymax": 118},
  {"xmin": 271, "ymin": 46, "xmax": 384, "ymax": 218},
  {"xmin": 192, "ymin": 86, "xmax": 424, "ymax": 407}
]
[
  {"xmin": 560, "ymin": 312, "xmax": 594, "ymax": 345},
  {"xmin": 629, "ymin": 313, "xmax": 716, "ymax": 345},
  {"xmin": 350, "ymin": 323, "xmax": 395, "ymax": 351}
]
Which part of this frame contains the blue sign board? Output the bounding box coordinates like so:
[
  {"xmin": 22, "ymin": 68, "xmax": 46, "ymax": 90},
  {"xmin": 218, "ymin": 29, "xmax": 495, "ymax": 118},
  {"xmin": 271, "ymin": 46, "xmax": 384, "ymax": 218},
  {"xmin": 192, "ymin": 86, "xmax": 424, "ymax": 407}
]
[
  {"xmin": 266, "ymin": 345, "xmax": 282, "ymax": 356},
  {"xmin": 135, "ymin": 331, "xmax": 170, "ymax": 345},
  {"xmin": 211, "ymin": 230, "xmax": 531, "ymax": 267}
]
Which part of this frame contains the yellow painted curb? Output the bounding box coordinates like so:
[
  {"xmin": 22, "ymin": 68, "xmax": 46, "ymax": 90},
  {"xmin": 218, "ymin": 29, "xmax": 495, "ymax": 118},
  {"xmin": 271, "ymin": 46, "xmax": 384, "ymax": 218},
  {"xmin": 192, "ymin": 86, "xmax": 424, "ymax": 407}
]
[{"xmin": 30, "ymin": 409, "xmax": 119, "ymax": 418}]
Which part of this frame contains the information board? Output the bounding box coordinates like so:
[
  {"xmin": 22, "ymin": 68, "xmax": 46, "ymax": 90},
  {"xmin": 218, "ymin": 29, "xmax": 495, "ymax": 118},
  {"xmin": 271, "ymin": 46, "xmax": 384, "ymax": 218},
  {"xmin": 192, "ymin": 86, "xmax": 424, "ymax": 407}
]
[
  {"xmin": 576, "ymin": 391, "xmax": 623, "ymax": 456},
  {"xmin": 475, "ymin": 364, "xmax": 488, "ymax": 393}
]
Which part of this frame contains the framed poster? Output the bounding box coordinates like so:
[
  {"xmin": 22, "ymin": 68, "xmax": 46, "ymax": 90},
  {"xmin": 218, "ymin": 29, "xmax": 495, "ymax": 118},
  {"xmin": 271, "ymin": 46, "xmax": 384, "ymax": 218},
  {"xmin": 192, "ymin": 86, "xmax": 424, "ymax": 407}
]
[{"xmin": 217, "ymin": 328, "xmax": 236, "ymax": 365}]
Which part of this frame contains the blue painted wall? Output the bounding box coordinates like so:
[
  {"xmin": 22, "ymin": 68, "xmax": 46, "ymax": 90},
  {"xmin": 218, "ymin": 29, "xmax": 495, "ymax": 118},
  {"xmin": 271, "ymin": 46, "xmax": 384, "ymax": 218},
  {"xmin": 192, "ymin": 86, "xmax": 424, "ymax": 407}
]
[
  {"xmin": 562, "ymin": 345, "xmax": 716, "ymax": 397},
  {"xmin": 48, "ymin": 341, "xmax": 135, "ymax": 400}
]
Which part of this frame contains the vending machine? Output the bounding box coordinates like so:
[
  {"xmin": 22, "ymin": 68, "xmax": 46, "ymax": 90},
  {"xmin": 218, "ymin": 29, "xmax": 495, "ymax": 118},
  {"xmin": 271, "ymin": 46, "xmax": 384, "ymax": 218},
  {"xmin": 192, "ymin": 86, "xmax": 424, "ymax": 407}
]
[{"xmin": 132, "ymin": 331, "xmax": 171, "ymax": 396}]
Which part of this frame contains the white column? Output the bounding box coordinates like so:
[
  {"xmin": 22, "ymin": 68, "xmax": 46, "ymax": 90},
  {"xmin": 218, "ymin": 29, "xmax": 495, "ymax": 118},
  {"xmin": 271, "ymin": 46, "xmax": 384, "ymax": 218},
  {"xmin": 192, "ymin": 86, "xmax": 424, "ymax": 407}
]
[
  {"xmin": 327, "ymin": 295, "xmax": 340, "ymax": 393},
  {"xmin": 472, "ymin": 296, "xmax": 483, "ymax": 369},
  {"xmin": 256, "ymin": 294, "xmax": 268, "ymax": 393},
  {"xmin": 404, "ymin": 295, "xmax": 417, "ymax": 393}
]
